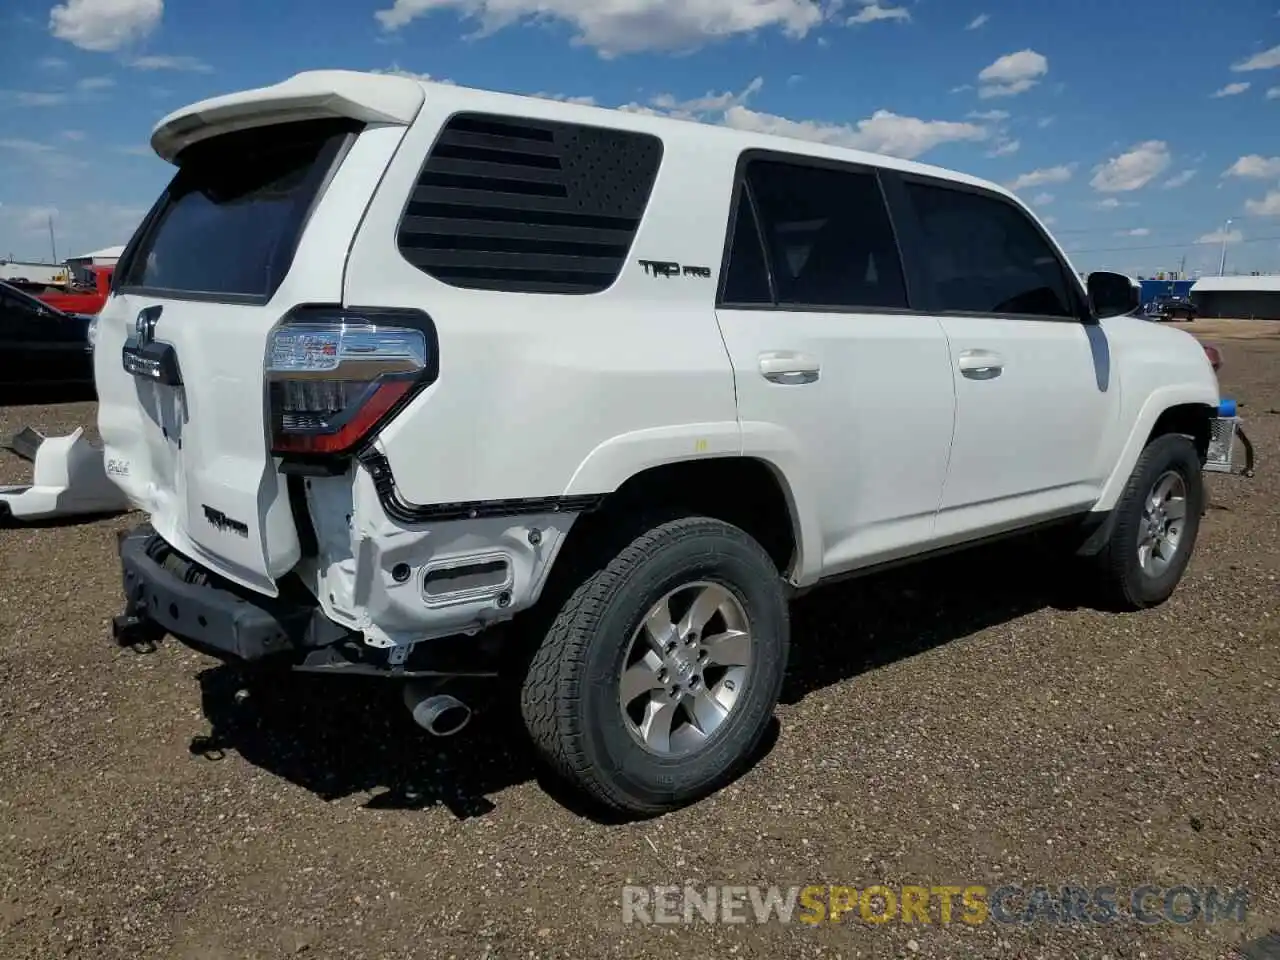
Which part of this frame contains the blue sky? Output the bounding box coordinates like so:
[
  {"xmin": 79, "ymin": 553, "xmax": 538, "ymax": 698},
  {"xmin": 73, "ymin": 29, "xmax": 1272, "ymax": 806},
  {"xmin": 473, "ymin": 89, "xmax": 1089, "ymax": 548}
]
[{"xmin": 2, "ymin": 0, "xmax": 1279, "ymax": 277}]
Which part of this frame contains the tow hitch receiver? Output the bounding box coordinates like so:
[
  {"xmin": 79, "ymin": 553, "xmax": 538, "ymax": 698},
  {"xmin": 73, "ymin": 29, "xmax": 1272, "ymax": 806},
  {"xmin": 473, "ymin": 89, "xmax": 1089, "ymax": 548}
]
[{"xmin": 112, "ymin": 607, "xmax": 165, "ymax": 649}]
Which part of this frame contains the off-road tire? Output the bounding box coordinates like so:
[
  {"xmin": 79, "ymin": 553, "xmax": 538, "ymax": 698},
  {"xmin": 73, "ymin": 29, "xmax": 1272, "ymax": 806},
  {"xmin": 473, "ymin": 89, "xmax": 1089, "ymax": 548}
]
[
  {"xmin": 519, "ymin": 515, "xmax": 789, "ymax": 816},
  {"xmin": 1093, "ymin": 433, "xmax": 1205, "ymax": 610}
]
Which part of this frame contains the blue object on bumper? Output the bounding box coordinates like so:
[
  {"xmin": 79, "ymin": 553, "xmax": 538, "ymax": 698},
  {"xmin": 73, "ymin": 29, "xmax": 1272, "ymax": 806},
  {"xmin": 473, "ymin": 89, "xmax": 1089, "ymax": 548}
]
[{"xmin": 1219, "ymin": 398, "xmax": 1237, "ymax": 418}]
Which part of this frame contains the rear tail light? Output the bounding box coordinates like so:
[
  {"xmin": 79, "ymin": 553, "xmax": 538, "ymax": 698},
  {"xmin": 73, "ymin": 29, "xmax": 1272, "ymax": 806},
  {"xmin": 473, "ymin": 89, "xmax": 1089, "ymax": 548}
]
[
  {"xmin": 1202, "ymin": 343, "xmax": 1222, "ymax": 372},
  {"xmin": 266, "ymin": 307, "xmax": 436, "ymax": 456}
]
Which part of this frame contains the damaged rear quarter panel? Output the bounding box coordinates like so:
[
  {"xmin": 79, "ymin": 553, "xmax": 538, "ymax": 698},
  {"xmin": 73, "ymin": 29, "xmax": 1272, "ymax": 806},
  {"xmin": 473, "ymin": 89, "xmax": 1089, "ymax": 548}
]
[{"xmin": 300, "ymin": 464, "xmax": 578, "ymax": 648}]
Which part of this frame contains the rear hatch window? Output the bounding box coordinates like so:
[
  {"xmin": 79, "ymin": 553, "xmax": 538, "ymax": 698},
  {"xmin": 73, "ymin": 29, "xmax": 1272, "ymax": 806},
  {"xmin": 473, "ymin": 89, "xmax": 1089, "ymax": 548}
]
[{"xmin": 116, "ymin": 118, "xmax": 359, "ymax": 303}]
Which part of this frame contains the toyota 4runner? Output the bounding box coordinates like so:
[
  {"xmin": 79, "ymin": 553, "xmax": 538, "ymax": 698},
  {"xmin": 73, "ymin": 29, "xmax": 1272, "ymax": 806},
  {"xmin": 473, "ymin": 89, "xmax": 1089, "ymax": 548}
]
[{"xmin": 98, "ymin": 70, "xmax": 1237, "ymax": 815}]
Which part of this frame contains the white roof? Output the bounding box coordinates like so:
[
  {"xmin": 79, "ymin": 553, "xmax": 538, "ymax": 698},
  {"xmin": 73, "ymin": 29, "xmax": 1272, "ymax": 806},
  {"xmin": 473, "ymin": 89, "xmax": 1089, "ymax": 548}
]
[
  {"xmin": 150, "ymin": 69, "xmax": 1020, "ymax": 203},
  {"xmin": 1191, "ymin": 275, "xmax": 1280, "ymax": 294},
  {"xmin": 68, "ymin": 245, "xmax": 125, "ymax": 261},
  {"xmin": 146, "ymin": 69, "xmax": 1069, "ymax": 274}
]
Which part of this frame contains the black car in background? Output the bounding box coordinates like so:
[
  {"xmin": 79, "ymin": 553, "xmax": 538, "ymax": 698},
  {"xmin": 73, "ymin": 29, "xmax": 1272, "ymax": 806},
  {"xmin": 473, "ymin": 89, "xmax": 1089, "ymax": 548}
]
[
  {"xmin": 0, "ymin": 279, "xmax": 96, "ymax": 394},
  {"xmin": 1150, "ymin": 295, "xmax": 1199, "ymax": 322}
]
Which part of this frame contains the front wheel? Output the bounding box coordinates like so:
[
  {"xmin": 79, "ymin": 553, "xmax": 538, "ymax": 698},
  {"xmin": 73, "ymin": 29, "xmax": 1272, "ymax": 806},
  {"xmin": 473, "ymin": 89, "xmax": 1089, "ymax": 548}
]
[
  {"xmin": 1093, "ymin": 433, "xmax": 1205, "ymax": 610},
  {"xmin": 519, "ymin": 515, "xmax": 789, "ymax": 816}
]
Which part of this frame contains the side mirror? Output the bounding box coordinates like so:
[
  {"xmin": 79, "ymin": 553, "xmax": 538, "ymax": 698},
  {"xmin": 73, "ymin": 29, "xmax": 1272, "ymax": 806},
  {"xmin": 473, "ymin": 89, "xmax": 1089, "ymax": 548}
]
[{"xmin": 1087, "ymin": 271, "xmax": 1141, "ymax": 320}]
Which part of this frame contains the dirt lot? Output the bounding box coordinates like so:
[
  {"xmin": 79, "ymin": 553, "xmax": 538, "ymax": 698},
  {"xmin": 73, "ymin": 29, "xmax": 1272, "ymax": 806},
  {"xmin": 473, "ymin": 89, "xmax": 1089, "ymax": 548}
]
[{"xmin": 1, "ymin": 332, "xmax": 1277, "ymax": 960}]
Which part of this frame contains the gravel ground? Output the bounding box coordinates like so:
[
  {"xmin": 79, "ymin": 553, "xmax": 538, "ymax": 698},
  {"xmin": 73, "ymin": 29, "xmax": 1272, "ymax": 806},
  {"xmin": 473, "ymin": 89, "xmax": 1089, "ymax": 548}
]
[{"xmin": 1, "ymin": 336, "xmax": 1277, "ymax": 960}]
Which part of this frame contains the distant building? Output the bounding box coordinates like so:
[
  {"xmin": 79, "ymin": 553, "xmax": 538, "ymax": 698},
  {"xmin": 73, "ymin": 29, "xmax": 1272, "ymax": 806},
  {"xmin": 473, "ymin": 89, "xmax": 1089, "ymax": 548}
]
[
  {"xmin": 0, "ymin": 259, "xmax": 70, "ymax": 285},
  {"xmin": 1190, "ymin": 275, "xmax": 1280, "ymax": 320},
  {"xmin": 65, "ymin": 245, "xmax": 126, "ymax": 270}
]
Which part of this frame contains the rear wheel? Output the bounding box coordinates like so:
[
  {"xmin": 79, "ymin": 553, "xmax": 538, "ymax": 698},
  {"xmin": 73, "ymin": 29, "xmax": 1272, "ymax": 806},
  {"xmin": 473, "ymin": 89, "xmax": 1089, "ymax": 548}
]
[
  {"xmin": 1092, "ymin": 433, "xmax": 1204, "ymax": 610},
  {"xmin": 520, "ymin": 515, "xmax": 789, "ymax": 816}
]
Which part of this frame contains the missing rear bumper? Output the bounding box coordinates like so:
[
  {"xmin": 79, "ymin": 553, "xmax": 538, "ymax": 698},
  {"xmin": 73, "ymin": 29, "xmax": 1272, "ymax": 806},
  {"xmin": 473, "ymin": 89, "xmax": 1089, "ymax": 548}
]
[
  {"xmin": 116, "ymin": 525, "xmax": 347, "ymax": 661},
  {"xmin": 114, "ymin": 524, "xmax": 508, "ymax": 679}
]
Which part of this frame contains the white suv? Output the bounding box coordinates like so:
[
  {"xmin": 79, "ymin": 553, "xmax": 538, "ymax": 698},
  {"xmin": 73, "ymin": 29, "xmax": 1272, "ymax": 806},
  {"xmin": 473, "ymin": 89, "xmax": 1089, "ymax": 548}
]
[{"xmin": 98, "ymin": 70, "xmax": 1225, "ymax": 815}]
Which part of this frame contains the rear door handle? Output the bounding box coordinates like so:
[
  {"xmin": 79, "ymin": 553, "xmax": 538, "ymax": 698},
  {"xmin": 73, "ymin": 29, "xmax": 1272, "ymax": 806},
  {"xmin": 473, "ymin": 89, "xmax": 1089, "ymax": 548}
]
[
  {"xmin": 957, "ymin": 349, "xmax": 1004, "ymax": 381},
  {"xmin": 759, "ymin": 351, "xmax": 821, "ymax": 385}
]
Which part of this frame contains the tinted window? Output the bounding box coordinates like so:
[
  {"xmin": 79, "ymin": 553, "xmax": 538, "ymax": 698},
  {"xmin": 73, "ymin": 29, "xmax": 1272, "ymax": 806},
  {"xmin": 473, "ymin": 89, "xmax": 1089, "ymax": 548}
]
[
  {"xmin": 907, "ymin": 182, "xmax": 1075, "ymax": 318},
  {"xmin": 743, "ymin": 159, "xmax": 907, "ymax": 310},
  {"xmin": 721, "ymin": 188, "xmax": 772, "ymax": 304},
  {"xmin": 118, "ymin": 118, "xmax": 356, "ymax": 300},
  {"xmin": 398, "ymin": 113, "xmax": 663, "ymax": 295},
  {"xmin": 0, "ymin": 287, "xmax": 45, "ymax": 322}
]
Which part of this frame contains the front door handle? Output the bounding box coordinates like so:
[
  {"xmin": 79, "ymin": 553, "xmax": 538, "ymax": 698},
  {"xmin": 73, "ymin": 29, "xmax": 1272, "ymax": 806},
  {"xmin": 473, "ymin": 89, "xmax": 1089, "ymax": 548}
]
[
  {"xmin": 759, "ymin": 351, "xmax": 821, "ymax": 385},
  {"xmin": 957, "ymin": 349, "xmax": 1004, "ymax": 381}
]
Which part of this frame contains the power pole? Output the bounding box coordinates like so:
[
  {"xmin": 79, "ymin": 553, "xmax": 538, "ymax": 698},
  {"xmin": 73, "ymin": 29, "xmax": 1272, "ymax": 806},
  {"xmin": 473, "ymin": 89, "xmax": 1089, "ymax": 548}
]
[{"xmin": 47, "ymin": 214, "xmax": 57, "ymax": 264}]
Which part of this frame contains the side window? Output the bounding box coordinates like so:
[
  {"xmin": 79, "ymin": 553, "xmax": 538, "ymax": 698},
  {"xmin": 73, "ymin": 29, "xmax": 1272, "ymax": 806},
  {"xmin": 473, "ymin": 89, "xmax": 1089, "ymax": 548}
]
[
  {"xmin": 906, "ymin": 182, "xmax": 1076, "ymax": 318},
  {"xmin": 721, "ymin": 187, "xmax": 772, "ymax": 305},
  {"xmin": 1, "ymin": 290, "xmax": 41, "ymax": 323},
  {"xmin": 745, "ymin": 159, "xmax": 907, "ymax": 310},
  {"xmin": 398, "ymin": 113, "xmax": 663, "ymax": 295}
]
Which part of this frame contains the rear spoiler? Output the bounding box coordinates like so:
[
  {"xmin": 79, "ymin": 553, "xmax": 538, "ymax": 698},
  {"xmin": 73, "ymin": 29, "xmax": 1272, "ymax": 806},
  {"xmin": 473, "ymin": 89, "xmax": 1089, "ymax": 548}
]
[{"xmin": 150, "ymin": 69, "xmax": 428, "ymax": 163}]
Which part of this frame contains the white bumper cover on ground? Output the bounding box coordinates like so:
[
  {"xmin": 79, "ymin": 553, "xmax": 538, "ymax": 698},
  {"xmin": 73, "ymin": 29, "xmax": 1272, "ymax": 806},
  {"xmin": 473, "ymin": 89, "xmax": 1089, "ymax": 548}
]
[{"xmin": 0, "ymin": 428, "xmax": 132, "ymax": 522}]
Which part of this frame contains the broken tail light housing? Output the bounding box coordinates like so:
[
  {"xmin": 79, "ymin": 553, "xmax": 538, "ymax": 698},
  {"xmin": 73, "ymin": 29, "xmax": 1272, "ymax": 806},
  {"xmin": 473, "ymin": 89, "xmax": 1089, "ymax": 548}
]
[{"xmin": 266, "ymin": 306, "xmax": 438, "ymax": 457}]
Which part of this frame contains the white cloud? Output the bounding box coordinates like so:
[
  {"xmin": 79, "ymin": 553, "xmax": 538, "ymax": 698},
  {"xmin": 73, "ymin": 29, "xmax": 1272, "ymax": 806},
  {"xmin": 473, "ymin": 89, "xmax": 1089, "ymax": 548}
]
[
  {"xmin": 723, "ymin": 105, "xmax": 987, "ymax": 159},
  {"xmin": 977, "ymin": 49, "xmax": 1048, "ymax": 98},
  {"xmin": 1, "ymin": 205, "xmax": 61, "ymax": 235},
  {"xmin": 1231, "ymin": 44, "xmax": 1280, "ymax": 72},
  {"xmin": 967, "ymin": 109, "xmax": 1010, "ymax": 121},
  {"xmin": 966, "ymin": 13, "xmax": 989, "ymax": 29},
  {"xmin": 0, "ymin": 138, "xmax": 57, "ymax": 156},
  {"xmin": 1090, "ymin": 140, "xmax": 1171, "ymax": 192},
  {"xmin": 1117, "ymin": 227, "xmax": 1151, "ymax": 237},
  {"xmin": 1031, "ymin": 192, "xmax": 1055, "ymax": 206},
  {"xmin": 49, "ymin": 0, "xmax": 163, "ymax": 52},
  {"xmin": 115, "ymin": 144, "xmax": 155, "ymax": 156},
  {"xmin": 1268, "ymin": 86, "xmax": 1280, "ymax": 99},
  {"xmin": 1211, "ymin": 81, "xmax": 1251, "ymax": 98},
  {"xmin": 621, "ymin": 76, "xmax": 763, "ymax": 119},
  {"xmin": 1224, "ymin": 154, "xmax": 1280, "ymax": 178},
  {"xmin": 561, "ymin": 75, "xmax": 990, "ymax": 162},
  {"xmin": 38, "ymin": 56, "xmax": 68, "ymax": 69},
  {"xmin": 1162, "ymin": 169, "xmax": 1197, "ymax": 189},
  {"xmin": 1, "ymin": 203, "xmax": 149, "ymax": 258},
  {"xmin": 1244, "ymin": 190, "xmax": 1280, "ymax": 216},
  {"xmin": 1007, "ymin": 164, "xmax": 1074, "ymax": 191},
  {"xmin": 1036, "ymin": 116, "xmax": 1054, "ymax": 128},
  {"xmin": 1198, "ymin": 228, "xmax": 1244, "ymax": 244},
  {"xmin": 654, "ymin": 76, "xmax": 764, "ymax": 115},
  {"xmin": 61, "ymin": 130, "xmax": 86, "ymax": 141},
  {"xmin": 1095, "ymin": 197, "xmax": 1125, "ymax": 210},
  {"xmin": 373, "ymin": 0, "xmax": 827, "ymax": 55},
  {"xmin": 76, "ymin": 75, "xmax": 115, "ymax": 90},
  {"xmin": 0, "ymin": 140, "xmax": 86, "ymax": 179},
  {"xmin": 531, "ymin": 91, "xmax": 598, "ymax": 105},
  {"xmin": 1040, "ymin": 214, "xmax": 1056, "ymax": 225},
  {"xmin": 127, "ymin": 54, "xmax": 212, "ymax": 72},
  {"xmin": 986, "ymin": 138, "xmax": 1020, "ymax": 157},
  {"xmin": 372, "ymin": 64, "xmax": 454, "ymax": 83},
  {"xmin": 847, "ymin": 2, "xmax": 910, "ymax": 25},
  {"xmin": 0, "ymin": 90, "xmax": 70, "ymax": 107}
]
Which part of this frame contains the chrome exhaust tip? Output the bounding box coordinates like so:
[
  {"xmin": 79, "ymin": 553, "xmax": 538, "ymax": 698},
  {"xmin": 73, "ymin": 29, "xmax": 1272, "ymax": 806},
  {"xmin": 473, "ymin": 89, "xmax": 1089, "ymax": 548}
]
[{"xmin": 403, "ymin": 683, "xmax": 472, "ymax": 737}]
